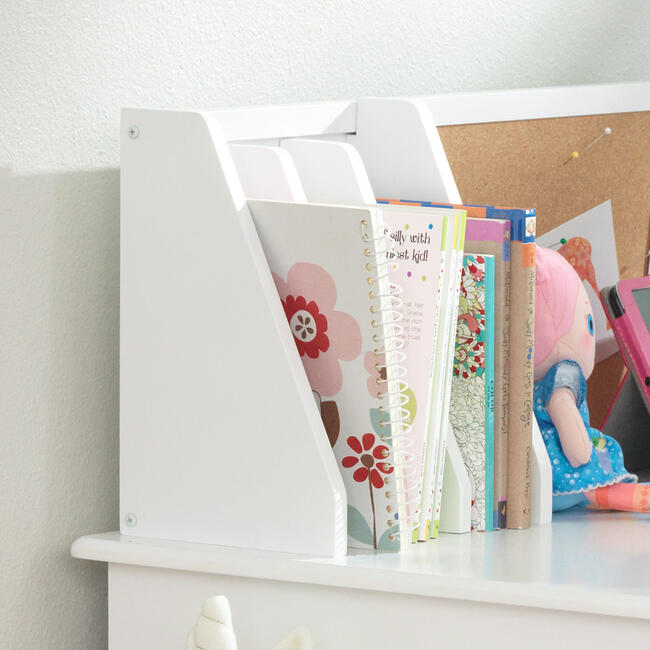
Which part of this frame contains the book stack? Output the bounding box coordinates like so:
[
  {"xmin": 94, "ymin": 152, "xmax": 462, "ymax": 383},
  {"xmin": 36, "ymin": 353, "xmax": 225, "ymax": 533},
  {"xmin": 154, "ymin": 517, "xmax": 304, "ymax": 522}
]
[{"xmin": 249, "ymin": 198, "xmax": 536, "ymax": 550}]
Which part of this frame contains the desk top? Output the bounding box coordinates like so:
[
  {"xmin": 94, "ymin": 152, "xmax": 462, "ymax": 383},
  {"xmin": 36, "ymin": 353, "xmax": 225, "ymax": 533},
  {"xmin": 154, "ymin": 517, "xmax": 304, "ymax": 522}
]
[{"xmin": 72, "ymin": 509, "xmax": 650, "ymax": 620}]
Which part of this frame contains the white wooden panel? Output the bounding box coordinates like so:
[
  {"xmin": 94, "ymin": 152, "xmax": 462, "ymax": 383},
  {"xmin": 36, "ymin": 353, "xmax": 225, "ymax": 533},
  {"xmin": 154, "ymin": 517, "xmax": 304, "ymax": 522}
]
[
  {"xmin": 209, "ymin": 101, "xmax": 356, "ymax": 142},
  {"xmin": 205, "ymin": 83, "xmax": 650, "ymax": 144},
  {"xmin": 425, "ymin": 82, "xmax": 650, "ymax": 126},
  {"xmin": 78, "ymin": 510, "xmax": 650, "ymax": 646},
  {"xmin": 75, "ymin": 507, "xmax": 650, "ymax": 620},
  {"xmin": 438, "ymin": 426, "xmax": 472, "ymax": 534},
  {"xmin": 108, "ymin": 563, "xmax": 649, "ymax": 650},
  {"xmin": 531, "ymin": 415, "xmax": 553, "ymax": 526},
  {"xmin": 350, "ymin": 97, "xmax": 462, "ymax": 203},
  {"xmin": 230, "ymin": 137, "xmax": 281, "ymax": 146},
  {"xmin": 120, "ymin": 108, "xmax": 345, "ymax": 556},
  {"xmin": 230, "ymin": 144, "xmax": 306, "ymax": 201},
  {"xmin": 280, "ymin": 138, "xmax": 375, "ymax": 204}
]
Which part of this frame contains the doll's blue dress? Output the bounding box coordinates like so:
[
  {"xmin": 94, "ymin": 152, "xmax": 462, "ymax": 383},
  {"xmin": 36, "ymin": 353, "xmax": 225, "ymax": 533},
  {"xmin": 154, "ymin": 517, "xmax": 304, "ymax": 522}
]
[{"xmin": 534, "ymin": 360, "xmax": 636, "ymax": 511}]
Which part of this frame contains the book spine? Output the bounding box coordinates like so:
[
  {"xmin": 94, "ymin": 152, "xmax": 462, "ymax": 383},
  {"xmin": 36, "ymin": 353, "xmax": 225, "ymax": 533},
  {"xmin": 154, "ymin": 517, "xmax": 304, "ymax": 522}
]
[
  {"xmin": 484, "ymin": 255, "xmax": 496, "ymax": 531},
  {"xmin": 415, "ymin": 247, "xmax": 446, "ymax": 542},
  {"xmin": 496, "ymin": 256, "xmax": 510, "ymax": 528},
  {"xmin": 505, "ymin": 240, "xmax": 535, "ymax": 529},
  {"xmin": 427, "ymin": 247, "xmax": 456, "ymax": 538},
  {"xmin": 431, "ymin": 214, "xmax": 466, "ymax": 537}
]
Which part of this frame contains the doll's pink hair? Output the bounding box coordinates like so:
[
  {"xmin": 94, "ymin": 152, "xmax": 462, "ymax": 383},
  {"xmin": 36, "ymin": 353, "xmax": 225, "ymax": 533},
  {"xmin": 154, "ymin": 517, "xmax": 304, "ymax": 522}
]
[{"xmin": 534, "ymin": 246, "xmax": 581, "ymax": 367}]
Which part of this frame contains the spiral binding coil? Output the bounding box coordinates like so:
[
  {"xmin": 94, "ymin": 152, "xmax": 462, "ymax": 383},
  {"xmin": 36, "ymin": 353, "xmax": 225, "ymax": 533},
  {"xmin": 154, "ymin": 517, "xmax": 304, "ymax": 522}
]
[{"xmin": 361, "ymin": 219, "xmax": 419, "ymax": 541}]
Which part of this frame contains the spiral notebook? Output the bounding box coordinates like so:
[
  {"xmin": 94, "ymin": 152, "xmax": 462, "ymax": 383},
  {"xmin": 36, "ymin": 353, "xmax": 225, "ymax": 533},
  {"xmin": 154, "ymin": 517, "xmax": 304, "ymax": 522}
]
[
  {"xmin": 377, "ymin": 200, "xmax": 469, "ymax": 539},
  {"xmin": 377, "ymin": 204, "xmax": 462, "ymax": 542},
  {"xmin": 248, "ymin": 199, "xmax": 410, "ymax": 551}
]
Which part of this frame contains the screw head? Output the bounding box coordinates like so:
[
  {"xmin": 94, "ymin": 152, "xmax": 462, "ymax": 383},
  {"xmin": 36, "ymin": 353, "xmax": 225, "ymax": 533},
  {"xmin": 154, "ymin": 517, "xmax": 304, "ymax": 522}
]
[
  {"xmin": 128, "ymin": 125, "xmax": 140, "ymax": 139},
  {"xmin": 125, "ymin": 512, "xmax": 138, "ymax": 528}
]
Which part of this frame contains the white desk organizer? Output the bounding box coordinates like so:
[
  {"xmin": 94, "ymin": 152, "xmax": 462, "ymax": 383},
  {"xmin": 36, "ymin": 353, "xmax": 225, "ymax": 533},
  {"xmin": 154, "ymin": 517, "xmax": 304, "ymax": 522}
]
[
  {"xmin": 120, "ymin": 97, "xmax": 552, "ymax": 559},
  {"xmin": 73, "ymin": 86, "xmax": 650, "ymax": 649}
]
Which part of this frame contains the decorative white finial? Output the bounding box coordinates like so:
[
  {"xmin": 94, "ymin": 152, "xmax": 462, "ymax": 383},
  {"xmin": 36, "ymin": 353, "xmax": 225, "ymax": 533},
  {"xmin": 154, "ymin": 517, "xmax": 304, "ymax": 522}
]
[
  {"xmin": 271, "ymin": 625, "xmax": 316, "ymax": 650},
  {"xmin": 187, "ymin": 596, "xmax": 237, "ymax": 650}
]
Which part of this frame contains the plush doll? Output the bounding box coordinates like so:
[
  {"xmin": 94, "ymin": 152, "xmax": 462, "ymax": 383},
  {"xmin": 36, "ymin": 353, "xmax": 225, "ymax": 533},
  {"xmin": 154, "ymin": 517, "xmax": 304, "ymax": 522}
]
[{"xmin": 534, "ymin": 246, "xmax": 649, "ymax": 512}]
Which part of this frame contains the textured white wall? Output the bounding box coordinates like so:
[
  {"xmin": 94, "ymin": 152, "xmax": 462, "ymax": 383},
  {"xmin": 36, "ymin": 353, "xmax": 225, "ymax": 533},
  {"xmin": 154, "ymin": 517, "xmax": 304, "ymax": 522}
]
[{"xmin": 1, "ymin": 1, "xmax": 649, "ymax": 648}]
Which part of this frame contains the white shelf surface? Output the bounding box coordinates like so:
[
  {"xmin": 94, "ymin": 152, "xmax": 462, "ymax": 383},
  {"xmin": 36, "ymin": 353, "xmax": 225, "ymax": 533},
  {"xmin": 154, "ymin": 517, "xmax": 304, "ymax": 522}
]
[{"xmin": 73, "ymin": 509, "xmax": 650, "ymax": 620}]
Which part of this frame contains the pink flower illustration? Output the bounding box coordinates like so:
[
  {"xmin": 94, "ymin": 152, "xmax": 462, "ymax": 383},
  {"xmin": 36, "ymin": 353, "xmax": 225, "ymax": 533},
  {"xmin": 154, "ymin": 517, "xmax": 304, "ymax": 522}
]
[
  {"xmin": 364, "ymin": 351, "xmax": 387, "ymax": 398},
  {"xmin": 274, "ymin": 263, "xmax": 362, "ymax": 397}
]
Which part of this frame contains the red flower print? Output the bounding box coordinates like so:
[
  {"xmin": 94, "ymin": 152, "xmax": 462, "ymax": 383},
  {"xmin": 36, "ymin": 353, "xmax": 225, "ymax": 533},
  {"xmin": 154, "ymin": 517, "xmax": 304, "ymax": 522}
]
[
  {"xmin": 273, "ymin": 263, "xmax": 362, "ymax": 397},
  {"xmin": 342, "ymin": 432, "xmax": 393, "ymax": 548},
  {"xmin": 458, "ymin": 312, "xmax": 480, "ymax": 335},
  {"xmin": 342, "ymin": 433, "xmax": 393, "ymax": 488},
  {"xmin": 467, "ymin": 261, "xmax": 485, "ymax": 283},
  {"xmin": 282, "ymin": 294, "xmax": 330, "ymax": 359}
]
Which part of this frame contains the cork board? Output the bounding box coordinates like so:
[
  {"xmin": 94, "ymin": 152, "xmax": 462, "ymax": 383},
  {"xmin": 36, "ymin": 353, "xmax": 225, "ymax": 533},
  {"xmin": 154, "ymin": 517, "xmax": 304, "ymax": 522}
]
[{"xmin": 439, "ymin": 111, "xmax": 650, "ymax": 426}]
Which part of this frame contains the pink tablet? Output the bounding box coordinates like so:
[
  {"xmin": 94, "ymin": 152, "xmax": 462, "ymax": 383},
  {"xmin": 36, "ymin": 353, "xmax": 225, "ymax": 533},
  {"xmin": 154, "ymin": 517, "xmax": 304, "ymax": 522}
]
[{"xmin": 605, "ymin": 276, "xmax": 650, "ymax": 410}]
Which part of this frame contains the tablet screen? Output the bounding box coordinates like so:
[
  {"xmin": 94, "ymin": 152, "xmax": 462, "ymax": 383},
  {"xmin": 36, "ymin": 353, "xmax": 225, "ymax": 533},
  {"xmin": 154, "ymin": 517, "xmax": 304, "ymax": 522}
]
[{"xmin": 632, "ymin": 287, "xmax": 650, "ymax": 333}]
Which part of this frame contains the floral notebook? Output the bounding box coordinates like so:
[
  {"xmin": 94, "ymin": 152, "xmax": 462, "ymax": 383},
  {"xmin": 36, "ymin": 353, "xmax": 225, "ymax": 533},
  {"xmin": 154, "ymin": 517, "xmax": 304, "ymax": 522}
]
[
  {"xmin": 449, "ymin": 254, "xmax": 495, "ymax": 531},
  {"xmin": 248, "ymin": 199, "xmax": 409, "ymax": 551}
]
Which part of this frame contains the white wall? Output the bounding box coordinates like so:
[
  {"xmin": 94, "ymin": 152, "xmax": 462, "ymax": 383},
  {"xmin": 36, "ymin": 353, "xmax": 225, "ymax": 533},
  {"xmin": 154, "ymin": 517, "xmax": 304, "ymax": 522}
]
[{"xmin": 1, "ymin": 1, "xmax": 649, "ymax": 647}]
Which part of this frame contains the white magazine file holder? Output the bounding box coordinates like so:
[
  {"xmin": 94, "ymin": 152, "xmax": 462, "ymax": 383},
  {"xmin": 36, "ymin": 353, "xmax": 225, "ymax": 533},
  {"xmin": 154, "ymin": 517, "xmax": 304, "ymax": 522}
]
[
  {"xmin": 120, "ymin": 109, "xmax": 346, "ymax": 557},
  {"xmin": 120, "ymin": 99, "xmax": 552, "ymax": 558}
]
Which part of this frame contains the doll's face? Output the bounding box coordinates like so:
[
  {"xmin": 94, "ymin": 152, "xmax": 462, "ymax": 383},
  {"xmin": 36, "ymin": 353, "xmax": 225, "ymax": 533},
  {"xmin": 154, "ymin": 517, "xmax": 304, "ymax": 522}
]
[{"xmin": 534, "ymin": 282, "xmax": 596, "ymax": 381}]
